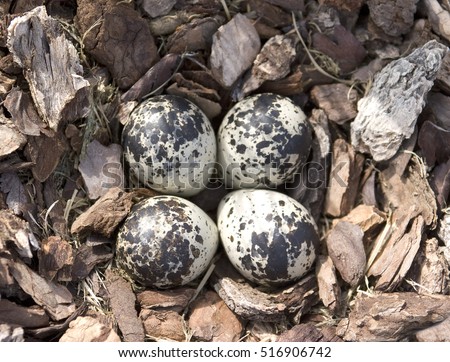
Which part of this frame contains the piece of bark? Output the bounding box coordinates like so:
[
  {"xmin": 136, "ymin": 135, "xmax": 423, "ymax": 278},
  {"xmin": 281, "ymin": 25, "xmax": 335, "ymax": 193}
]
[
  {"xmin": 78, "ymin": 140, "xmax": 124, "ymax": 200},
  {"xmin": 0, "ymin": 324, "xmax": 24, "ymax": 342},
  {"xmin": 25, "ymin": 131, "xmax": 68, "ymax": 183},
  {"xmin": 337, "ymin": 292, "xmax": 450, "ymax": 341},
  {"xmin": 245, "ymin": 321, "xmax": 279, "ymax": 342},
  {"xmin": 4, "ymin": 87, "xmax": 46, "ymax": 136},
  {"xmin": 11, "ymin": 0, "xmax": 44, "ymax": 13},
  {"xmin": 239, "ymin": 34, "xmax": 297, "ymax": 98},
  {"xmin": 287, "ymin": 109, "xmax": 331, "ymax": 222},
  {"xmin": 140, "ymin": 309, "xmax": 185, "ymax": 341},
  {"xmin": 147, "ymin": 11, "xmax": 194, "ymax": 36},
  {"xmin": 405, "ymin": 238, "xmax": 448, "ymax": 294},
  {"xmin": 264, "ymin": 0, "xmax": 304, "ymax": 11},
  {"xmin": 38, "ymin": 236, "xmax": 73, "ymax": 281},
  {"xmin": 319, "ymin": 0, "xmax": 363, "ymax": 12},
  {"xmin": 139, "ymin": 0, "xmax": 177, "ymax": 18},
  {"xmin": 368, "ymin": 214, "xmax": 425, "ymax": 291},
  {"xmin": 418, "ymin": 120, "xmax": 450, "ymax": 167},
  {"xmin": 351, "ymin": 40, "xmax": 447, "ymax": 162},
  {"xmin": 121, "ymin": 54, "xmax": 182, "ymax": 102},
  {"xmin": 324, "ymin": 139, "xmax": 364, "ymax": 217},
  {"xmin": 361, "ymin": 168, "xmax": 377, "ymax": 206},
  {"xmin": 43, "ymin": 176, "xmax": 68, "ymax": 237},
  {"xmin": 427, "ymin": 92, "xmax": 450, "ymax": 130},
  {"xmin": 71, "ymin": 238, "xmax": 113, "ymax": 281},
  {"xmin": 259, "ymin": 67, "xmax": 304, "ymax": 95},
  {"xmin": 75, "ymin": 0, "xmax": 159, "ymax": 89},
  {"xmin": 248, "ymin": 0, "xmax": 292, "ymax": 27},
  {"xmin": 277, "ymin": 323, "xmax": 342, "ymax": 342},
  {"xmin": 137, "ymin": 288, "xmax": 195, "ymax": 313},
  {"xmin": 0, "ymin": 71, "xmax": 16, "ymax": 97},
  {"xmin": 326, "ymin": 221, "xmax": 365, "ymax": 287},
  {"xmin": 0, "ymin": 53, "xmax": 21, "ymax": 76},
  {"xmin": 188, "ymin": 290, "xmax": 243, "ymax": 342},
  {"xmin": 380, "ymin": 157, "xmax": 437, "ymax": 227},
  {"xmin": 310, "ymin": 83, "xmax": 358, "ymax": 124},
  {"xmin": 167, "ymin": 16, "xmax": 223, "ymax": 54},
  {"xmin": 0, "ymin": 209, "xmax": 39, "ymax": 260},
  {"xmin": 59, "ymin": 316, "xmax": 121, "ymax": 342},
  {"xmin": 210, "ymin": 14, "xmax": 260, "ymax": 88},
  {"xmin": 312, "ymin": 25, "xmax": 367, "ymax": 74},
  {"xmin": 415, "ymin": 317, "xmax": 450, "ymax": 342},
  {"xmin": 315, "ymin": 255, "xmax": 341, "ymax": 314},
  {"xmin": 8, "ymin": 6, "xmax": 89, "ymax": 131},
  {"xmin": 0, "ymin": 256, "xmax": 23, "ymax": 299},
  {"xmin": 336, "ymin": 204, "xmax": 386, "ymax": 249},
  {"xmin": 0, "ymin": 120, "xmax": 27, "ymax": 158},
  {"xmin": 9, "ymin": 258, "xmax": 75, "ymax": 321},
  {"xmin": 0, "ymin": 299, "xmax": 49, "ymax": 328},
  {"xmin": 424, "ymin": 0, "xmax": 450, "ymax": 43},
  {"xmin": 430, "ymin": 159, "xmax": 450, "ymax": 210},
  {"xmin": 105, "ymin": 270, "xmax": 145, "ymax": 342},
  {"xmin": 367, "ymin": 0, "xmax": 418, "ymax": 37},
  {"xmin": 211, "ymin": 257, "xmax": 318, "ymax": 322},
  {"xmin": 166, "ymin": 73, "xmax": 222, "ymax": 119},
  {"xmin": 252, "ymin": 20, "xmax": 282, "ymax": 40},
  {"xmin": 0, "ymin": 171, "xmax": 29, "ymax": 216},
  {"xmin": 70, "ymin": 187, "xmax": 134, "ymax": 238},
  {"xmin": 436, "ymin": 52, "xmax": 450, "ymax": 94}
]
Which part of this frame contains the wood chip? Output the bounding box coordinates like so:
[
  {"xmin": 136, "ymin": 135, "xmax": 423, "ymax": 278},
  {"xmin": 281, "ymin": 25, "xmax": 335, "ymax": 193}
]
[
  {"xmin": 424, "ymin": 0, "xmax": 450, "ymax": 43},
  {"xmin": 324, "ymin": 139, "xmax": 364, "ymax": 217},
  {"xmin": 0, "ymin": 71, "xmax": 16, "ymax": 97},
  {"xmin": 70, "ymin": 187, "xmax": 134, "ymax": 238},
  {"xmin": 430, "ymin": 159, "xmax": 450, "ymax": 210},
  {"xmin": 427, "ymin": 92, "xmax": 450, "ymax": 130},
  {"xmin": 436, "ymin": 52, "xmax": 450, "ymax": 93},
  {"xmin": 137, "ymin": 288, "xmax": 195, "ymax": 313},
  {"xmin": 59, "ymin": 316, "xmax": 121, "ymax": 342},
  {"xmin": 139, "ymin": 0, "xmax": 177, "ymax": 18},
  {"xmin": 338, "ymin": 292, "xmax": 450, "ymax": 341},
  {"xmin": 105, "ymin": 270, "xmax": 145, "ymax": 342},
  {"xmin": 0, "ymin": 171, "xmax": 29, "ymax": 216},
  {"xmin": 418, "ymin": 120, "xmax": 450, "ymax": 167},
  {"xmin": 7, "ymin": 6, "xmax": 90, "ymax": 131},
  {"xmin": 75, "ymin": 0, "xmax": 159, "ymax": 89},
  {"xmin": 71, "ymin": 238, "xmax": 113, "ymax": 281},
  {"xmin": 0, "ymin": 209, "xmax": 39, "ymax": 260},
  {"xmin": 405, "ymin": 238, "xmax": 449, "ymax": 294},
  {"xmin": 239, "ymin": 34, "xmax": 297, "ymax": 98},
  {"xmin": 140, "ymin": 309, "xmax": 186, "ymax": 341},
  {"xmin": 210, "ymin": 13, "xmax": 260, "ymax": 88},
  {"xmin": 188, "ymin": 290, "xmax": 243, "ymax": 342},
  {"xmin": 25, "ymin": 131, "xmax": 68, "ymax": 183},
  {"xmin": 326, "ymin": 221, "xmax": 365, "ymax": 287},
  {"xmin": 310, "ymin": 83, "xmax": 358, "ymax": 124},
  {"xmin": 0, "ymin": 299, "xmax": 49, "ymax": 329},
  {"xmin": 248, "ymin": 0, "xmax": 291, "ymax": 27},
  {"xmin": 315, "ymin": 255, "xmax": 341, "ymax": 313},
  {"xmin": 9, "ymin": 258, "xmax": 76, "ymax": 321},
  {"xmin": 4, "ymin": 87, "xmax": 46, "ymax": 136},
  {"xmin": 415, "ymin": 317, "xmax": 450, "ymax": 342},
  {"xmin": 264, "ymin": 0, "xmax": 304, "ymax": 11},
  {"xmin": 277, "ymin": 323, "xmax": 342, "ymax": 342},
  {"xmin": 0, "ymin": 324, "xmax": 24, "ymax": 342},
  {"xmin": 351, "ymin": 40, "xmax": 447, "ymax": 162},
  {"xmin": 0, "ymin": 120, "xmax": 27, "ymax": 158},
  {"xmin": 211, "ymin": 257, "xmax": 318, "ymax": 322},
  {"xmin": 367, "ymin": 0, "xmax": 418, "ymax": 37},
  {"xmin": 121, "ymin": 54, "xmax": 182, "ymax": 102},
  {"xmin": 312, "ymin": 25, "xmax": 367, "ymax": 74},
  {"xmin": 38, "ymin": 236, "xmax": 73, "ymax": 281},
  {"xmin": 78, "ymin": 140, "xmax": 124, "ymax": 200}
]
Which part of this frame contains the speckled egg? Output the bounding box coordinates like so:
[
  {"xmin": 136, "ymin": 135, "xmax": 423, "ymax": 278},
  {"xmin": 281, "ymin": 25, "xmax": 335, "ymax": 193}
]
[
  {"xmin": 218, "ymin": 93, "xmax": 312, "ymax": 189},
  {"xmin": 217, "ymin": 189, "xmax": 319, "ymax": 286},
  {"xmin": 116, "ymin": 195, "xmax": 219, "ymax": 288},
  {"xmin": 122, "ymin": 95, "xmax": 216, "ymax": 197}
]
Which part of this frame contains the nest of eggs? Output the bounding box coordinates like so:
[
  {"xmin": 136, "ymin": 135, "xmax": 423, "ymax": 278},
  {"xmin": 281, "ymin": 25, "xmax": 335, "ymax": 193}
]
[{"xmin": 118, "ymin": 93, "xmax": 320, "ymax": 291}]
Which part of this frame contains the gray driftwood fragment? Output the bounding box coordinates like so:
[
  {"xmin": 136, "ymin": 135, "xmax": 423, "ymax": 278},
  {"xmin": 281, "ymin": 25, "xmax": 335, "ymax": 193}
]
[
  {"xmin": 351, "ymin": 40, "xmax": 447, "ymax": 162},
  {"xmin": 7, "ymin": 6, "xmax": 89, "ymax": 131}
]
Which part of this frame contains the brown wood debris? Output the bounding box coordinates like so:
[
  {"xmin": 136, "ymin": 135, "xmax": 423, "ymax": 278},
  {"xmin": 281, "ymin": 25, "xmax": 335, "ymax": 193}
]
[
  {"xmin": 277, "ymin": 323, "xmax": 343, "ymax": 342},
  {"xmin": 315, "ymin": 255, "xmax": 341, "ymax": 314},
  {"xmin": 105, "ymin": 270, "xmax": 145, "ymax": 342},
  {"xmin": 0, "ymin": 299, "xmax": 49, "ymax": 328},
  {"xmin": 70, "ymin": 187, "xmax": 134, "ymax": 238},
  {"xmin": 7, "ymin": 6, "xmax": 89, "ymax": 131},
  {"xmin": 0, "ymin": 118, "xmax": 27, "ymax": 158},
  {"xmin": 415, "ymin": 317, "xmax": 450, "ymax": 342},
  {"xmin": 188, "ymin": 290, "xmax": 243, "ymax": 342},
  {"xmin": 338, "ymin": 292, "xmax": 450, "ymax": 341},
  {"xmin": 59, "ymin": 316, "xmax": 121, "ymax": 342},
  {"xmin": 38, "ymin": 236, "xmax": 73, "ymax": 281}
]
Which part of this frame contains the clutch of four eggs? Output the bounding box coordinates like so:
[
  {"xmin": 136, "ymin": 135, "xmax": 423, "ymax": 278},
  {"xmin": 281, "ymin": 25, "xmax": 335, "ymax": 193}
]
[{"xmin": 118, "ymin": 93, "xmax": 319, "ymax": 288}]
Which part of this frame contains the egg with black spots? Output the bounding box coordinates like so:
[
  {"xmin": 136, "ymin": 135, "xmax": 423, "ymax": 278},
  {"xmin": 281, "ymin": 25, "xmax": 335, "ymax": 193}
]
[
  {"xmin": 217, "ymin": 189, "xmax": 319, "ymax": 286},
  {"xmin": 122, "ymin": 95, "xmax": 216, "ymax": 197},
  {"xmin": 116, "ymin": 195, "xmax": 219, "ymax": 288},
  {"xmin": 218, "ymin": 93, "xmax": 312, "ymax": 189}
]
